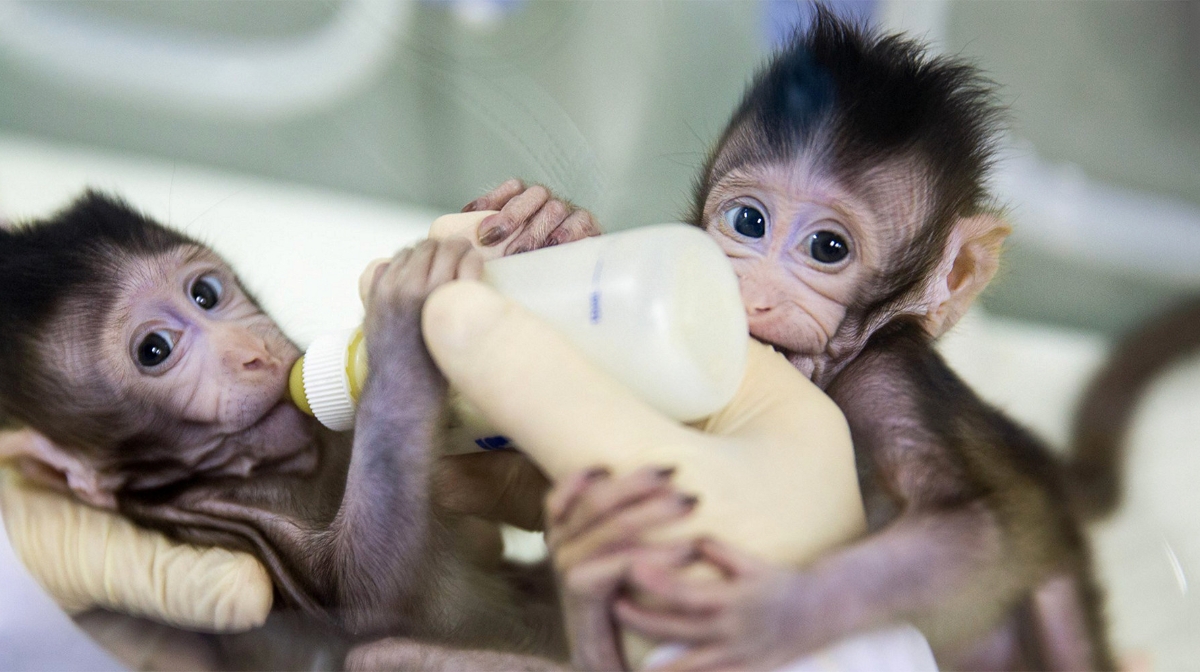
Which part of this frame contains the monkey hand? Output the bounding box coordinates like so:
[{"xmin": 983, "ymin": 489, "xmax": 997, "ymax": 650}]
[
  {"xmin": 459, "ymin": 179, "xmax": 600, "ymax": 254},
  {"xmin": 614, "ymin": 537, "xmax": 826, "ymax": 672},
  {"xmin": 421, "ymin": 280, "xmax": 868, "ymax": 669},
  {"xmin": 0, "ymin": 430, "xmax": 272, "ymax": 632},
  {"xmin": 362, "ymin": 238, "xmax": 484, "ymax": 373},
  {"xmin": 545, "ymin": 466, "xmax": 700, "ymax": 671}
]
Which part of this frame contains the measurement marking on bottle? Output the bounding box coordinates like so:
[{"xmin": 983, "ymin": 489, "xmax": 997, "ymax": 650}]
[
  {"xmin": 590, "ymin": 259, "xmax": 603, "ymax": 324},
  {"xmin": 474, "ymin": 435, "xmax": 512, "ymax": 450}
]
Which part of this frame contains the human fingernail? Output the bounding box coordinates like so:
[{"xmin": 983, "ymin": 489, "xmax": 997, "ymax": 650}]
[
  {"xmin": 461, "ymin": 199, "xmax": 481, "ymax": 213},
  {"xmin": 655, "ymin": 466, "xmax": 676, "ymax": 480}
]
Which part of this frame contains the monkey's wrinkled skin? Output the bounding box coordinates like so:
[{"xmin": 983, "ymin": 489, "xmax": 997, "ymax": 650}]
[
  {"xmin": 470, "ymin": 11, "xmax": 1115, "ymax": 671},
  {"xmin": 0, "ymin": 193, "xmax": 569, "ymax": 669}
]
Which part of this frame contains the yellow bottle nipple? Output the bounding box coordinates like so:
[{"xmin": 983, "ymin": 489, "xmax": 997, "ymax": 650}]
[{"xmin": 286, "ymin": 328, "xmax": 369, "ymax": 431}]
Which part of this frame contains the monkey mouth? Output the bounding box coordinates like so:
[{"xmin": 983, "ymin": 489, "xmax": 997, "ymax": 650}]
[{"xmin": 759, "ymin": 339, "xmax": 819, "ymax": 380}]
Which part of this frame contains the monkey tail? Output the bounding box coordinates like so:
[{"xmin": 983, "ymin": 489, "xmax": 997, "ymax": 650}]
[{"xmin": 1067, "ymin": 296, "xmax": 1200, "ymax": 521}]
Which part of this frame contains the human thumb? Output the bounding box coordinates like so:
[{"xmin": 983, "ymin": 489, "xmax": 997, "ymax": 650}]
[{"xmin": 421, "ymin": 280, "xmax": 687, "ymax": 480}]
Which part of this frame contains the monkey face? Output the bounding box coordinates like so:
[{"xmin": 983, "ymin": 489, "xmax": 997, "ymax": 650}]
[
  {"xmin": 700, "ymin": 159, "xmax": 910, "ymax": 379},
  {"xmin": 56, "ymin": 246, "xmax": 304, "ymax": 445}
]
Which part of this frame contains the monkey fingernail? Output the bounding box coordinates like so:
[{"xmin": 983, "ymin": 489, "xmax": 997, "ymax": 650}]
[
  {"xmin": 678, "ymin": 494, "xmax": 699, "ymax": 510},
  {"xmin": 655, "ymin": 466, "xmax": 676, "ymax": 480},
  {"xmin": 461, "ymin": 199, "xmax": 481, "ymax": 213},
  {"xmin": 478, "ymin": 219, "xmax": 506, "ymax": 246},
  {"xmin": 583, "ymin": 466, "xmax": 611, "ymax": 481}
]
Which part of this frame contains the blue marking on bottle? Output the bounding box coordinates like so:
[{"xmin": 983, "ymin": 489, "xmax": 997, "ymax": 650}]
[
  {"xmin": 589, "ymin": 258, "xmax": 603, "ymax": 324},
  {"xmin": 474, "ymin": 435, "xmax": 512, "ymax": 450}
]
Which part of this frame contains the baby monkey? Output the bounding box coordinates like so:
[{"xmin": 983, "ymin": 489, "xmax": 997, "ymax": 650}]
[
  {"xmin": 0, "ymin": 192, "xmax": 566, "ymax": 669},
  {"xmin": 471, "ymin": 11, "xmax": 1113, "ymax": 671}
]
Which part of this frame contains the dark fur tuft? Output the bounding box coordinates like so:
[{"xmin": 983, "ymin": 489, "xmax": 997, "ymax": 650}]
[
  {"xmin": 692, "ymin": 7, "xmax": 1004, "ymax": 335},
  {"xmin": 0, "ymin": 191, "xmax": 195, "ymax": 446},
  {"xmin": 697, "ymin": 8, "xmax": 1003, "ymax": 224}
]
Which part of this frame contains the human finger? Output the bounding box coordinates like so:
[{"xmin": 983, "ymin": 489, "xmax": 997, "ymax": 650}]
[
  {"xmin": 0, "ymin": 468, "xmax": 272, "ymax": 631},
  {"xmin": 421, "ymin": 281, "xmax": 691, "ymax": 480}
]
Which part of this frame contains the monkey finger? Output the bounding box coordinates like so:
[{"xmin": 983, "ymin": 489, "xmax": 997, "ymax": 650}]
[
  {"xmin": 478, "ymin": 185, "xmax": 550, "ymax": 247},
  {"xmin": 505, "ymin": 199, "xmax": 570, "ymax": 255},
  {"xmin": 455, "ymin": 248, "xmax": 484, "ymax": 282},
  {"xmin": 559, "ymin": 549, "xmax": 639, "ymax": 602},
  {"xmin": 463, "ymin": 178, "xmax": 525, "ymax": 213},
  {"xmin": 557, "ymin": 465, "xmax": 680, "ymax": 544},
  {"xmin": 366, "ymin": 248, "xmax": 413, "ymax": 305},
  {"xmin": 548, "ymin": 209, "xmax": 600, "ymax": 247},
  {"xmin": 614, "ymin": 598, "xmax": 723, "ymax": 644},
  {"xmin": 694, "ymin": 537, "xmax": 763, "ymax": 579},
  {"xmin": 553, "ymin": 493, "xmax": 698, "ymax": 569},
  {"xmin": 358, "ymin": 258, "xmax": 392, "ymax": 306},
  {"xmin": 544, "ymin": 466, "xmax": 611, "ymax": 530},
  {"xmin": 392, "ymin": 240, "xmax": 439, "ymax": 287},
  {"xmin": 427, "ymin": 238, "xmax": 475, "ymax": 288},
  {"xmin": 626, "ymin": 562, "xmax": 732, "ymax": 615}
]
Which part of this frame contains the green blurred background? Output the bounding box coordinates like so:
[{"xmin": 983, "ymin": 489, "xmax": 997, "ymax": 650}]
[{"xmin": 0, "ymin": 0, "xmax": 1196, "ymax": 335}]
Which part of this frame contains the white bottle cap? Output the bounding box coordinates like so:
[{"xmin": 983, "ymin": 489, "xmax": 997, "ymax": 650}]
[{"xmin": 301, "ymin": 328, "xmax": 359, "ymax": 431}]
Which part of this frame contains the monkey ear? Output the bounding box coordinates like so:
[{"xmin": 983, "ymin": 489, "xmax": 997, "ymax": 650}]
[
  {"xmin": 920, "ymin": 213, "xmax": 1011, "ymax": 338},
  {"xmin": 0, "ymin": 428, "xmax": 121, "ymax": 509}
]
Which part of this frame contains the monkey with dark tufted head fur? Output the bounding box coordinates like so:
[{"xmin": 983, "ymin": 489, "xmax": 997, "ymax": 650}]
[
  {"xmin": 471, "ymin": 11, "xmax": 1114, "ymax": 670},
  {"xmin": 0, "ymin": 192, "xmax": 568, "ymax": 669}
]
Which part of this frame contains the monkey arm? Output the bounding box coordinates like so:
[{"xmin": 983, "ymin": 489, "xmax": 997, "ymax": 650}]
[
  {"xmin": 320, "ymin": 255, "xmax": 455, "ymax": 636},
  {"xmin": 822, "ymin": 324, "xmax": 1076, "ymax": 658}
]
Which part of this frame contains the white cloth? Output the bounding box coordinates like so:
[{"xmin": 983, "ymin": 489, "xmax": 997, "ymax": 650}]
[{"xmin": 644, "ymin": 626, "xmax": 938, "ymax": 672}]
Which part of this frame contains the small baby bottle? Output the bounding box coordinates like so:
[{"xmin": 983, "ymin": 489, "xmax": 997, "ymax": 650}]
[{"xmin": 287, "ymin": 224, "xmax": 748, "ymax": 450}]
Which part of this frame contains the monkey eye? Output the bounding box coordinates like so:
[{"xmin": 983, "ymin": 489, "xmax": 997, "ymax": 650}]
[
  {"xmin": 809, "ymin": 230, "xmax": 850, "ymax": 264},
  {"xmin": 190, "ymin": 275, "xmax": 222, "ymax": 310},
  {"xmin": 723, "ymin": 206, "xmax": 766, "ymax": 238},
  {"xmin": 136, "ymin": 331, "xmax": 174, "ymax": 367}
]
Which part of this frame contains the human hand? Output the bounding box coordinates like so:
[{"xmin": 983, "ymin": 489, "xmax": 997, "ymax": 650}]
[
  {"xmin": 0, "ymin": 429, "xmax": 271, "ymax": 632},
  {"xmin": 419, "ymin": 279, "xmax": 865, "ymax": 668},
  {"xmin": 545, "ymin": 466, "xmax": 700, "ymax": 671},
  {"xmin": 462, "ymin": 179, "xmax": 599, "ymax": 254}
]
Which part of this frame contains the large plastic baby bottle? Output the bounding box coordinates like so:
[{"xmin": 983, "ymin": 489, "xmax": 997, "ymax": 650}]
[{"xmin": 287, "ymin": 223, "xmax": 749, "ymax": 444}]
